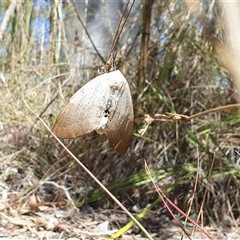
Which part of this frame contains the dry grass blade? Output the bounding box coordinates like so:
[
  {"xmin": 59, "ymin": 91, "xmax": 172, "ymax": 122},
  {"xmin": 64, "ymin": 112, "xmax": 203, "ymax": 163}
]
[
  {"xmin": 145, "ymin": 161, "xmax": 215, "ymax": 240},
  {"xmin": 23, "ymin": 99, "xmax": 153, "ymax": 240},
  {"xmin": 139, "ymin": 104, "xmax": 240, "ymax": 136},
  {"xmin": 98, "ymin": 0, "xmax": 135, "ymax": 74}
]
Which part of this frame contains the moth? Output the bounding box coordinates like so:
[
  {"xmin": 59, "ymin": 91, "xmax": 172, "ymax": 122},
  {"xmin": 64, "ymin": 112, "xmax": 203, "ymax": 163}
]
[{"xmin": 52, "ymin": 70, "xmax": 134, "ymax": 154}]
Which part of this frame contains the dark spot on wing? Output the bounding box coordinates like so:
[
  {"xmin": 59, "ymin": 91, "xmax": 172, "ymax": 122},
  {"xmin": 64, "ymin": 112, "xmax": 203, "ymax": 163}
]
[{"xmin": 104, "ymin": 99, "xmax": 112, "ymax": 117}]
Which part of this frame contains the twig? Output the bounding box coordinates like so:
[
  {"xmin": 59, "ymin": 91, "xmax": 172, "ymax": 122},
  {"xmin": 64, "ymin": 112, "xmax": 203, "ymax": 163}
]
[
  {"xmin": 23, "ymin": 99, "xmax": 154, "ymax": 240},
  {"xmin": 98, "ymin": 0, "xmax": 135, "ymax": 74},
  {"xmin": 41, "ymin": 181, "xmax": 76, "ymax": 209},
  {"xmin": 109, "ymin": 0, "xmax": 135, "ymax": 57},
  {"xmin": 139, "ymin": 103, "xmax": 240, "ymax": 136},
  {"xmin": 145, "ymin": 160, "xmax": 215, "ymax": 240},
  {"xmin": 138, "ymin": 0, "xmax": 154, "ymax": 89}
]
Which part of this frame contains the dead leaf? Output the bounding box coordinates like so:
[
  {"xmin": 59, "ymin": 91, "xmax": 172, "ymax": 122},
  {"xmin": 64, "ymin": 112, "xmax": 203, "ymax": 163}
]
[
  {"xmin": 6, "ymin": 216, "xmax": 35, "ymax": 227},
  {"xmin": 28, "ymin": 194, "xmax": 40, "ymax": 212}
]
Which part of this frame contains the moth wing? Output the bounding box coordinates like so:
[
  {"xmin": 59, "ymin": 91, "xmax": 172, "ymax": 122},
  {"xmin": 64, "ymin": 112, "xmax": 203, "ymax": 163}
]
[
  {"xmin": 105, "ymin": 74, "xmax": 134, "ymax": 154},
  {"xmin": 52, "ymin": 75, "xmax": 108, "ymax": 138}
]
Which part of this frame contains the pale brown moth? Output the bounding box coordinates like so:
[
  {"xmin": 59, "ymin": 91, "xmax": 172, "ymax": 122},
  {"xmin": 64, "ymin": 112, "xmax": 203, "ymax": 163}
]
[{"xmin": 52, "ymin": 70, "xmax": 134, "ymax": 154}]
